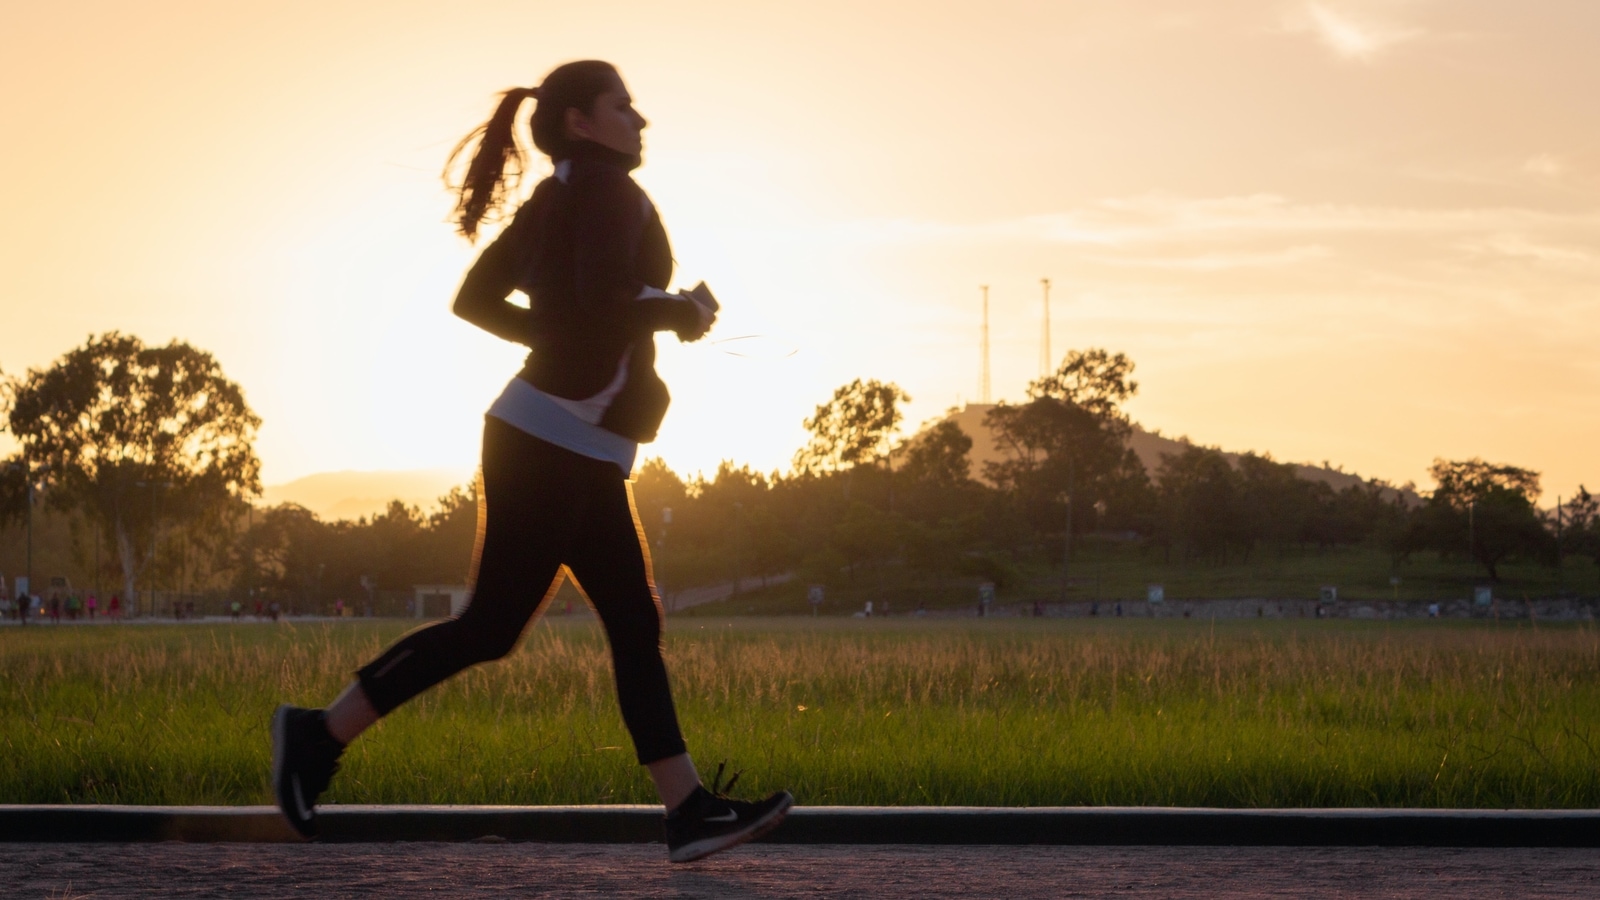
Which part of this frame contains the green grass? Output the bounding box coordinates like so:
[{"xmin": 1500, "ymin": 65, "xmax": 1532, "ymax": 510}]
[{"xmin": 3, "ymin": 617, "xmax": 1600, "ymax": 808}]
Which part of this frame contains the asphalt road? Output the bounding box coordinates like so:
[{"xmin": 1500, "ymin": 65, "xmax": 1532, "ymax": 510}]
[{"xmin": 4, "ymin": 842, "xmax": 1598, "ymax": 898}]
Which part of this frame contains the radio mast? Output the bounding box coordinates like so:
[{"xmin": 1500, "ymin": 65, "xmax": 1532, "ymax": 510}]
[
  {"xmin": 980, "ymin": 285, "xmax": 992, "ymax": 404},
  {"xmin": 1040, "ymin": 278, "xmax": 1052, "ymax": 377}
]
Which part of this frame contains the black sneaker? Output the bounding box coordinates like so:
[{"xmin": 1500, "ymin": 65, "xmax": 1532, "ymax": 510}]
[
  {"xmin": 271, "ymin": 705, "xmax": 344, "ymax": 838},
  {"xmin": 664, "ymin": 765, "xmax": 794, "ymax": 863}
]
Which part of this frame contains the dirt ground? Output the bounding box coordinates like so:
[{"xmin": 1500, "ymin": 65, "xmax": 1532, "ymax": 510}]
[{"xmin": 4, "ymin": 843, "xmax": 1598, "ymax": 898}]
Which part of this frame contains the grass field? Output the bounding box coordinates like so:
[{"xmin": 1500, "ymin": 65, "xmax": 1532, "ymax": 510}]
[
  {"xmin": 686, "ymin": 543, "xmax": 1600, "ymax": 616},
  {"xmin": 3, "ymin": 617, "xmax": 1599, "ymax": 809}
]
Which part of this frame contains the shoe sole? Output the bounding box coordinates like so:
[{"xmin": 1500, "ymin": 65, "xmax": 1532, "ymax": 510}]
[
  {"xmin": 270, "ymin": 705, "xmax": 315, "ymax": 839},
  {"xmin": 669, "ymin": 793, "xmax": 794, "ymax": 864}
]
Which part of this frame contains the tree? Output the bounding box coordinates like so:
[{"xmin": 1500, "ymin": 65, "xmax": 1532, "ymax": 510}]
[
  {"xmin": 794, "ymin": 379, "xmax": 910, "ymax": 473},
  {"xmin": 1233, "ymin": 452, "xmax": 1318, "ymax": 555},
  {"xmin": 894, "ymin": 417, "xmax": 990, "ymax": 530},
  {"xmin": 1154, "ymin": 445, "xmax": 1245, "ymax": 563},
  {"xmin": 239, "ymin": 503, "xmax": 329, "ymax": 602},
  {"xmin": 984, "ymin": 349, "xmax": 1148, "ymax": 539},
  {"xmin": 0, "ymin": 462, "xmax": 27, "ymax": 529},
  {"xmin": 4, "ymin": 333, "xmax": 262, "ymax": 607},
  {"xmin": 897, "ymin": 418, "xmax": 973, "ymax": 488},
  {"xmin": 830, "ymin": 501, "xmax": 900, "ymax": 580},
  {"xmin": 0, "ymin": 371, "xmax": 29, "ymax": 528},
  {"xmin": 1028, "ymin": 348, "xmax": 1138, "ymax": 420},
  {"xmin": 694, "ymin": 462, "xmax": 783, "ymax": 585},
  {"xmin": 1562, "ymin": 487, "xmax": 1600, "ymax": 575},
  {"xmin": 424, "ymin": 480, "xmax": 480, "ymax": 577},
  {"xmin": 631, "ymin": 457, "xmax": 688, "ymax": 544},
  {"xmin": 1419, "ymin": 458, "xmax": 1552, "ymax": 580}
]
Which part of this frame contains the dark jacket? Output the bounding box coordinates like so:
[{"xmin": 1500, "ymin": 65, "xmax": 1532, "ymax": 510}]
[{"xmin": 454, "ymin": 142, "xmax": 699, "ymax": 442}]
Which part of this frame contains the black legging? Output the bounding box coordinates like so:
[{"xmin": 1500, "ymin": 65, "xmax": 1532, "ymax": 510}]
[{"xmin": 356, "ymin": 416, "xmax": 687, "ymax": 765}]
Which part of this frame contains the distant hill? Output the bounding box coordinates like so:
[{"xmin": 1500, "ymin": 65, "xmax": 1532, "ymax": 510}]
[
  {"xmin": 941, "ymin": 403, "xmax": 1413, "ymax": 500},
  {"xmin": 261, "ymin": 468, "xmax": 474, "ymax": 521}
]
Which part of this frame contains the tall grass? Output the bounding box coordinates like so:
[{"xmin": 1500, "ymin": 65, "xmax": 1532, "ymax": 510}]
[{"xmin": 3, "ymin": 618, "xmax": 1598, "ymax": 808}]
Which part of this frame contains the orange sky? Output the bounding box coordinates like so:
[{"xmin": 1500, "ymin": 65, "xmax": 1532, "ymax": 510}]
[{"xmin": 2, "ymin": 1, "xmax": 1597, "ymax": 500}]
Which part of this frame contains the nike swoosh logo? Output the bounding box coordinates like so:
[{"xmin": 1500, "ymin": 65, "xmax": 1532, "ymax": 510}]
[
  {"xmin": 292, "ymin": 775, "xmax": 313, "ymax": 820},
  {"xmin": 706, "ymin": 810, "xmax": 739, "ymax": 823}
]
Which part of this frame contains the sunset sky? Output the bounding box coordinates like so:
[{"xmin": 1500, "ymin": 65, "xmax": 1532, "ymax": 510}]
[{"xmin": 3, "ymin": 1, "xmax": 1596, "ymax": 502}]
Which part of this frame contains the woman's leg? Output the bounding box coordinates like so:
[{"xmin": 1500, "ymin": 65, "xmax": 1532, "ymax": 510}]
[
  {"xmin": 351, "ymin": 419, "xmax": 571, "ymax": 721},
  {"xmin": 646, "ymin": 753, "xmax": 702, "ymax": 811},
  {"xmin": 563, "ymin": 466, "xmax": 697, "ymax": 808},
  {"xmin": 275, "ymin": 420, "xmax": 575, "ymax": 838},
  {"xmin": 323, "ymin": 680, "xmax": 380, "ymax": 745}
]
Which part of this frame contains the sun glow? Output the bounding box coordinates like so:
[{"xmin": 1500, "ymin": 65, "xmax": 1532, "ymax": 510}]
[{"xmin": 2, "ymin": 1, "xmax": 1597, "ymax": 499}]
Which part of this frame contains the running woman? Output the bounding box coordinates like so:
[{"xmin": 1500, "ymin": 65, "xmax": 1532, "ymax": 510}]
[{"xmin": 271, "ymin": 60, "xmax": 792, "ymax": 862}]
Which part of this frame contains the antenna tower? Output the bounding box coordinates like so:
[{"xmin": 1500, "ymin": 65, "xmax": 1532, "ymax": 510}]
[
  {"xmin": 979, "ymin": 285, "xmax": 992, "ymax": 404},
  {"xmin": 1040, "ymin": 278, "xmax": 1052, "ymax": 377}
]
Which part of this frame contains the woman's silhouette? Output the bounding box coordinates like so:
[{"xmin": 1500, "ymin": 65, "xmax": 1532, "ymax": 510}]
[{"xmin": 272, "ymin": 60, "xmax": 791, "ymax": 863}]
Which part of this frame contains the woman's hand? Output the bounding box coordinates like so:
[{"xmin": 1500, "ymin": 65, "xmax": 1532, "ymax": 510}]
[{"xmin": 673, "ymin": 294, "xmax": 716, "ymax": 342}]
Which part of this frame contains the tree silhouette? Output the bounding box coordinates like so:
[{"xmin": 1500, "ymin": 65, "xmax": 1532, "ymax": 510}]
[
  {"xmin": 1562, "ymin": 487, "xmax": 1600, "ymax": 575},
  {"xmin": 1420, "ymin": 458, "xmax": 1552, "ymax": 580},
  {"xmin": 1028, "ymin": 348, "xmax": 1139, "ymax": 419},
  {"xmin": 794, "ymin": 379, "xmax": 910, "ymax": 474},
  {"xmin": 0, "ymin": 373, "xmax": 27, "ymax": 528},
  {"xmin": 985, "ymin": 348, "xmax": 1148, "ymax": 539},
  {"xmin": 1154, "ymin": 445, "xmax": 1244, "ymax": 563},
  {"xmin": 897, "ymin": 418, "xmax": 973, "ymax": 488},
  {"xmin": 4, "ymin": 333, "xmax": 261, "ymax": 607}
]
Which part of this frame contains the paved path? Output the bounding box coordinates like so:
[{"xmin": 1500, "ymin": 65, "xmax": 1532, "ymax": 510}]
[{"xmin": 4, "ymin": 843, "xmax": 1598, "ymax": 898}]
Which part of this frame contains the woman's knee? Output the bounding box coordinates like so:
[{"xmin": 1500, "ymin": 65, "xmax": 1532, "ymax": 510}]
[
  {"xmin": 602, "ymin": 602, "xmax": 663, "ymax": 655},
  {"xmin": 447, "ymin": 610, "xmax": 525, "ymax": 665}
]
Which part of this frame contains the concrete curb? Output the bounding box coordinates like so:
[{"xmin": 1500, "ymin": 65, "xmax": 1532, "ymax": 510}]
[{"xmin": 2, "ymin": 805, "xmax": 1598, "ymax": 847}]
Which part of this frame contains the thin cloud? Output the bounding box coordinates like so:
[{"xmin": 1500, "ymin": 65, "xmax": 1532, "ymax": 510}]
[
  {"xmin": 825, "ymin": 193, "xmax": 1600, "ymax": 251},
  {"xmin": 1089, "ymin": 245, "xmax": 1333, "ymax": 271},
  {"xmin": 1080, "ymin": 193, "xmax": 1600, "ymax": 240},
  {"xmin": 1293, "ymin": 2, "xmax": 1420, "ymax": 61},
  {"xmin": 1523, "ymin": 154, "xmax": 1565, "ymax": 178},
  {"xmin": 1463, "ymin": 234, "xmax": 1596, "ymax": 266}
]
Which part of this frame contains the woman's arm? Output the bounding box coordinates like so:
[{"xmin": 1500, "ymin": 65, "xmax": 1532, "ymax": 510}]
[
  {"xmin": 451, "ymin": 231, "xmax": 539, "ymax": 345},
  {"xmin": 572, "ymin": 170, "xmax": 707, "ymax": 339}
]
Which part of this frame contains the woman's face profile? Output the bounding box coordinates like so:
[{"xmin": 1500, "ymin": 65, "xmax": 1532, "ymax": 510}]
[{"xmin": 566, "ymin": 76, "xmax": 647, "ymax": 157}]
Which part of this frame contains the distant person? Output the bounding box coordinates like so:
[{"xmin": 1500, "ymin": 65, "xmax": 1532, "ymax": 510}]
[
  {"xmin": 66, "ymin": 594, "xmax": 81, "ymax": 621},
  {"xmin": 254, "ymin": 599, "xmax": 263, "ymax": 619},
  {"xmin": 231, "ymin": 600, "xmax": 243, "ymax": 621},
  {"xmin": 270, "ymin": 61, "xmax": 790, "ymax": 862},
  {"xmin": 269, "ymin": 600, "xmax": 280, "ymax": 622},
  {"xmin": 86, "ymin": 594, "xmax": 97, "ymax": 620},
  {"xmin": 49, "ymin": 595, "xmax": 61, "ymax": 623},
  {"xmin": 108, "ymin": 594, "xmax": 120, "ymax": 619}
]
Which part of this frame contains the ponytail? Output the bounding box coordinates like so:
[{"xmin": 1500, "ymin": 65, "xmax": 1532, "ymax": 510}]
[
  {"xmin": 445, "ymin": 86, "xmax": 539, "ymax": 241},
  {"xmin": 444, "ymin": 61, "xmax": 622, "ymax": 241}
]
